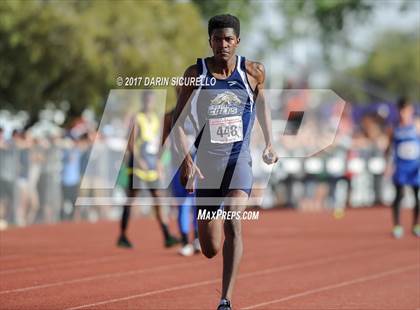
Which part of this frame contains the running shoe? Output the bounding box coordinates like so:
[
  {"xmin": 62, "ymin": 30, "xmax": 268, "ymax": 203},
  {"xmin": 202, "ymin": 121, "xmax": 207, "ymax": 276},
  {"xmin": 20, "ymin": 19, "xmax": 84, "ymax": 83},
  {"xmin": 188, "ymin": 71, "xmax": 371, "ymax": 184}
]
[
  {"xmin": 333, "ymin": 208, "xmax": 345, "ymax": 220},
  {"xmin": 117, "ymin": 235, "xmax": 133, "ymax": 248},
  {"xmin": 165, "ymin": 235, "xmax": 180, "ymax": 248},
  {"xmin": 392, "ymin": 225, "xmax": 404, "ymax": 239},
  {"xmin": 217, "ymin": 299, "xmax": 232, "ymax": 310},
  {"xmin": 412, "ymin": 224, "xmax": 420, "ymax": 237},
  {"xmin": 178, "ymin": 244, "xmax": 194, "ymax": 257},
  {"xmin": 0, "ymin": 219, "xmax": 8, "ymax": 230}
]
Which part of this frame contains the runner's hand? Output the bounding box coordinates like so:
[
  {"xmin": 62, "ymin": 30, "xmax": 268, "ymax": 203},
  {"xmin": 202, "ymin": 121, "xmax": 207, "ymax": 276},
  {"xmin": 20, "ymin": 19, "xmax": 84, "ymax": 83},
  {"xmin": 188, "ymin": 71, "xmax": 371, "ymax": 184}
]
[
  {"xmin": 180, "ymin": 159, "xmax": 204, "ymax": 193},
  {"xmin": 262, "ymin": 144, "xmax": 278, "ymax": 165}
]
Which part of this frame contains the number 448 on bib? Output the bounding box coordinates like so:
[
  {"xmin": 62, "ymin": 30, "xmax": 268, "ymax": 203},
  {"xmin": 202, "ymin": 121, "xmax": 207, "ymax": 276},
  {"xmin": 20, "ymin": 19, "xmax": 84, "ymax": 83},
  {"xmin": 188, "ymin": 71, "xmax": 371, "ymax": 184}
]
[{"xmin": 209, "ymin": 116, "xmax": 243, "ymax": 144}]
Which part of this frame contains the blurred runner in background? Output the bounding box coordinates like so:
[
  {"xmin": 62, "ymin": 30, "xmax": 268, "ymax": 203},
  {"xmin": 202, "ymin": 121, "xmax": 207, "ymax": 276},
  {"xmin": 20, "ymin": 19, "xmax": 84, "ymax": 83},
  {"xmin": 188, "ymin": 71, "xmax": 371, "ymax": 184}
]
[
  {"xmin": 117, "ymin": 91, "xmax": 179, "ymax": 248},
  {"xmin": 387, "ymin": 97, "xmax": 420, "ymax": 238}
]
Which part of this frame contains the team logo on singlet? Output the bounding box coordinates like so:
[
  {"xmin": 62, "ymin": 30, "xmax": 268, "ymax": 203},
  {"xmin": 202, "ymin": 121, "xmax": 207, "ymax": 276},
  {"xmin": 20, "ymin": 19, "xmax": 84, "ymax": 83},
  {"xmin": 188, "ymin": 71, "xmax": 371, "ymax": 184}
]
[
  {"xmin": 207, "ymin": 91, "xmax": 244, "ymax": 143},
  {"xmin": 208, "ymin": 91, "xmax": 242, "ymax": 116}
]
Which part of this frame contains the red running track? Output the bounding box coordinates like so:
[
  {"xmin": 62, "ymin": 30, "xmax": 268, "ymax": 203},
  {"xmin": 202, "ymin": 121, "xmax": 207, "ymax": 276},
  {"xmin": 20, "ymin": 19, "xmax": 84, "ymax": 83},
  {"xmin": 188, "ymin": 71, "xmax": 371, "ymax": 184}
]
[{"xmin": 0, "ymin": 207, "xmax": 419, "ymax": 310}]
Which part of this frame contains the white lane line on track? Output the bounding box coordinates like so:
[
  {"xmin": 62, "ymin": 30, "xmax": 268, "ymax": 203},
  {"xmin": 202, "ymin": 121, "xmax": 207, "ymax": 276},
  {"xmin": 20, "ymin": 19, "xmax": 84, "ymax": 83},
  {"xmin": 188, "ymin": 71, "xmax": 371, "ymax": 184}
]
[
  {"xmin": 0, "ymin": 240, "xmax": 386, "ymax": 274},
  {"xmin": 242, "ymin": 264, "xmax": 419, "ymax": 309},
  {"xmin": 0, "ymin": 247, "xmax": 113, "ymax": 265},
  {"xmin": 1, "ymin": 245, "xmax": 383, "ymax": 296},
  {"xmin": 0, "ymin": 261, "xmax": 207, "ymax": 295},
  {"xmin": 64, "ymin": 247, "xmax": 391, "ymax": 310},
  {"xmin": 0, "ymin": 254, "xmax": 135, "ymax": 275},
  {"xmin": 66, "ymin": 278, "xmax": 221, "ymax": 310}
]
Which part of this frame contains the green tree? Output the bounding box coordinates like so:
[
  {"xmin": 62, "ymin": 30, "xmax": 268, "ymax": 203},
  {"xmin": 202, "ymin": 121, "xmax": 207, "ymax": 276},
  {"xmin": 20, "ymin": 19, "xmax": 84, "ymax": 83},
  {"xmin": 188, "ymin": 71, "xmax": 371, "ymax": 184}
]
[
  {"xmin": 331, "ymin": 31, "xmax": 419, "ymax": 103},
  {"xmin": 277, "ymin": 0, "xmax": 416, "ymax": 55},
  {"xmin": 280, "ymin": 0, "xmax": 372, "ymax": 45},
  {"xmin": 0, "ymin": 0, "xmax": 207, "ymax": 122}
]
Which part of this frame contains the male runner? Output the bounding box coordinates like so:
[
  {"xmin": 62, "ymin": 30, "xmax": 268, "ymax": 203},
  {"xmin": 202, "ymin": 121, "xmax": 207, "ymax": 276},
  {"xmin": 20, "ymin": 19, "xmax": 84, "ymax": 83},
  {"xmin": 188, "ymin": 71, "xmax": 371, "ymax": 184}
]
[
  {"xmin": 117, "ymin": 90, "xmax": 179, "ymax": 248},
  {"xmin": 387, "ymin": 97, "xmax": 420, "ymax": 238},
  {"xmin": 173, "ymin": 14, "xmax": 278, "ymax": 310}
]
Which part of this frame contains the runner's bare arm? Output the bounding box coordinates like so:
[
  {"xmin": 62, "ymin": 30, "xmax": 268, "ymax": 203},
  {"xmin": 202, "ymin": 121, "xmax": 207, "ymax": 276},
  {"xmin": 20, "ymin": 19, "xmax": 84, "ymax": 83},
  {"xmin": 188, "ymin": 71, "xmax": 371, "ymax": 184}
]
[
  {"xmin": 124, "ymin": 117, "xmax": 137, "ymax": 166},
  {"xmin": 384, "ymin": 126, "xmax": 394, "ymax": 176},
  {"xmin": 385, "ymin": 127, "xmax": 394, "ymax": 158},
  {"xmin": 172, "ymin": 65, "xmax": 204, "ymax": 190},
  {"xmin": 172, "ymin": 65, "xmax": 198, "ymax": 164},
  {"xmin": 246, "ymin": 61, "xmax": 278, "ymax": 164}
]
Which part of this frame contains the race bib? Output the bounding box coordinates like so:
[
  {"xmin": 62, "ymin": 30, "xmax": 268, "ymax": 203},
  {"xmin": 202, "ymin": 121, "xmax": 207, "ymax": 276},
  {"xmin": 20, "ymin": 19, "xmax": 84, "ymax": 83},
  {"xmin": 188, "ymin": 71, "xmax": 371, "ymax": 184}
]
[
  {"xmin": 209, "ymin": 116, "xmax": 243, "ymax": 144},
  {"xmin": 397, "ymin": 141, "xmax": 420, "ymax": 160}
]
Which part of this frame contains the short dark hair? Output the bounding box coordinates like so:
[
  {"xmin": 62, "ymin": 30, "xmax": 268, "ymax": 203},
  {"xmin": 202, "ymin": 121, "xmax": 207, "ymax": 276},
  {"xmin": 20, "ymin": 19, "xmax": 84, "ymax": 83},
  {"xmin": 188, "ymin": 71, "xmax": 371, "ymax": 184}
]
[
  {"xmin": 397, "ymin": 96, "xmax": 411, "ymax": 110},
  {"xmin": 208, "ymin": 14, "xmax": 240, "ymax": 38}
]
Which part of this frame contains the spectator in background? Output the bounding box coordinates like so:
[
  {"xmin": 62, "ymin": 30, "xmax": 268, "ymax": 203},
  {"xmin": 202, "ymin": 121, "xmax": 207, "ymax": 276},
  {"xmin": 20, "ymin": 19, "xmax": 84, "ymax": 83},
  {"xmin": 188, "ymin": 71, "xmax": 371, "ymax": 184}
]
[
  {"xmin": 350, "ymin": 115, "xmax": 375, "ymax": 207},
  {"xmin": 36, "ymin": 137, "xmax": 50, "ymax": 223},
  {"xmin": 15, "ymin": 130, "xmax": 30, "ymax": 226},
  {"xmin": 26, "ymin": 136, "xmax": 42, "ymax": 224},
  {"xmin": 0, "ymin": 130, "xmax": 19, "ymax": 227},
  {"xmin": 61, "ymin": 135, "xmax": 82, "ymax": 220},
  {"xmin": 117, "ymin": 90, "xmax": 179, "ymax": 249},
  {"xmin": 0, "ymin": 128, "xmax": 4, "ymax": 146},
  {"xmin": 332, "ymin": 103, "xmax": 353, "ymax": 211},
  {"xmin": 0, "ymin": 127, "xmax": 10, "ymax": 229},
  {"xmin": 361, "ymin": 113, "xmax": 388, "ymax": 205},
  {"xmin": 76, "ymin": 131, "xmax": 103, "ymax": 221},
  {"xmin": 88, "ymin": 130, "xmax": 112, "ymax": 219},
  {"xmin": 43, "ymin": 134, "xmax": 62, "ymax": 223}
]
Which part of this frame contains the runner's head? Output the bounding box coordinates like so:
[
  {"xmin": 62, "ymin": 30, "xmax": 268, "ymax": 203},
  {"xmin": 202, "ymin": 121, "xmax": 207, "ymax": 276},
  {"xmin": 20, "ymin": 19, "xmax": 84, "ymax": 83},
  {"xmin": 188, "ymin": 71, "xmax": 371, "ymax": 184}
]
[
  {"xmin": 397, "ymin": 96, "xmax": 414, "ymax": 124},
  {"xmin": 208, "ymin": 14, "xmax": 240, "ymax": 62},
  {"xmin": 141, "ymin": 90, "xmax": 155, "ymax": 113}
]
